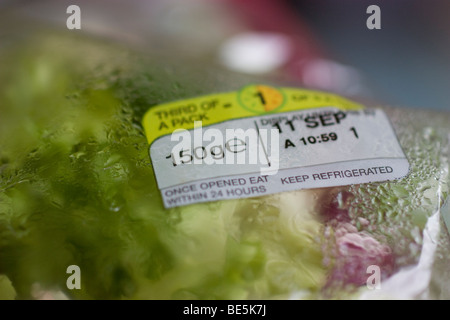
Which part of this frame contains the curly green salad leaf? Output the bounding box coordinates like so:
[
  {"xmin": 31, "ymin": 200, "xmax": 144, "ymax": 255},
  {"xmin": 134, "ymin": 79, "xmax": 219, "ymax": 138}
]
[{"xmin": 0, "ymin": 32, "xmax": 329, "ymax": 300}]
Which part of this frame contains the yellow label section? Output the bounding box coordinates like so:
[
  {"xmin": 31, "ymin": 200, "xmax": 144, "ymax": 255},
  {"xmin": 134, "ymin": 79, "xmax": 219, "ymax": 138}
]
[{"xmin": 142, "ymin": 84, "xmax": 363, "ymax": 145}]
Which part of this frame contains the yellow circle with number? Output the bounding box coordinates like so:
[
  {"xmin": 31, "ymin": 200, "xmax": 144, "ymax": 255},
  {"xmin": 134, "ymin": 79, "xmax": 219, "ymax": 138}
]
[{"xmin": 238, "ymin": 84, "xmax": 285, "ymax": 114}]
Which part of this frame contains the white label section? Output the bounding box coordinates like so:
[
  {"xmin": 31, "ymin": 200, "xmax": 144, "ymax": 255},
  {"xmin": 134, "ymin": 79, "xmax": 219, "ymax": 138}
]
[{"xmin": 149, "ymin": 107, "xmax": 410, "ymax": 208}]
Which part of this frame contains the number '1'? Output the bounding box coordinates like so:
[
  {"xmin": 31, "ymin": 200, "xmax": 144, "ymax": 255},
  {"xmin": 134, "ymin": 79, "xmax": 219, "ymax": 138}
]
[{"xmin": 254, "ymin": 91, "xmax": 266, "ymax": 105}]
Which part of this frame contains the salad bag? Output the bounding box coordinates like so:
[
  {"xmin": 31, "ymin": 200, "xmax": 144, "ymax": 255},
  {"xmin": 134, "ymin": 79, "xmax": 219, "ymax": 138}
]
[{"xmin": 0, "ymin": 13, "xmax": 449, "ymax": 300}]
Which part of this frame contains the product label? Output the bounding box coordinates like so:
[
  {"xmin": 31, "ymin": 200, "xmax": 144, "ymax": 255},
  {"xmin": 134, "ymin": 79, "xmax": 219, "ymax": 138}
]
[{"xmin": 143, "ymin": 85, "xmax": 410, "ymax": 208}]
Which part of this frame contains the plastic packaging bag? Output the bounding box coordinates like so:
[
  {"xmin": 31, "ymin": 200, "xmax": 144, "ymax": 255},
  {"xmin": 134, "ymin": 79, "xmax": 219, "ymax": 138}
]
[{"xmin": 0, "ymin": 7, "xmax": 449, "ymax": 301}]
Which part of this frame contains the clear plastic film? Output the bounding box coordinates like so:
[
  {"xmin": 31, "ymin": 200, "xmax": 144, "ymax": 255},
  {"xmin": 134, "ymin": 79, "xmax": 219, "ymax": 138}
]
[{"xmin": 0, "ymin": 4, "xmax": 449, "ymax": 301}]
